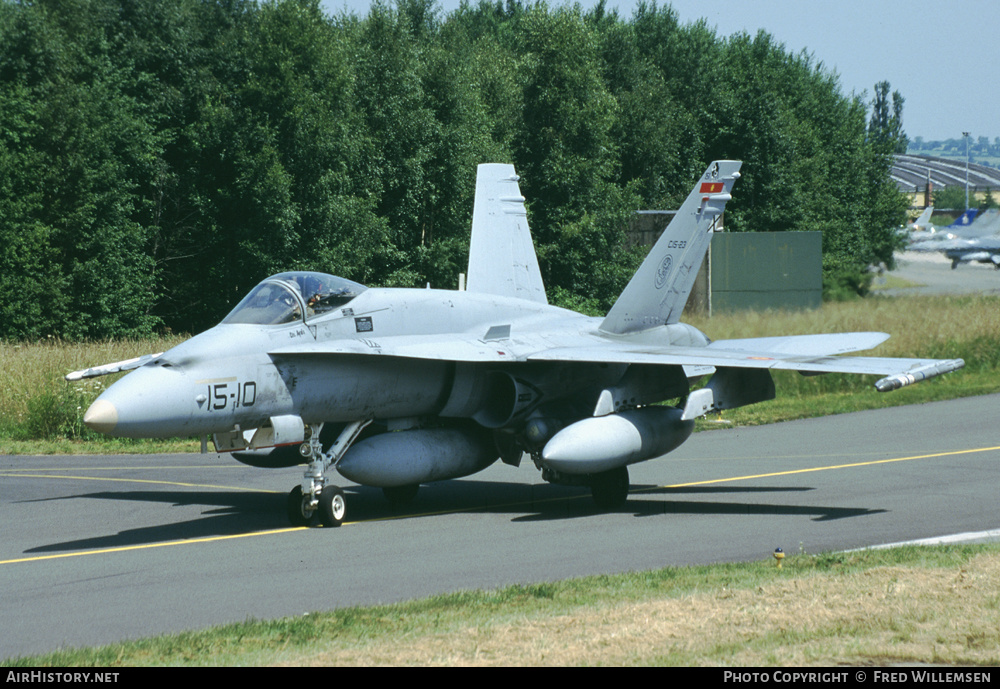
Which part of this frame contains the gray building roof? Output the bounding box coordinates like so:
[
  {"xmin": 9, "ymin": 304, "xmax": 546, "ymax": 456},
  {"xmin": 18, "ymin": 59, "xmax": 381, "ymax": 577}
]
[{"xmin": 893, "ymin": 154, "xmax": 1000, "ymax": 193}]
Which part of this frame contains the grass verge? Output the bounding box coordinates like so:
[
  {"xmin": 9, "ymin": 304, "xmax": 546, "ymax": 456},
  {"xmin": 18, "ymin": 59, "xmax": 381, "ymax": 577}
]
[
  {"xmin": 0, "ymin": 336, "xmax": 189, "ymax": 452},
  {"xmin": 5, "ymin": 545, "xmax": 998, "ymax": 666}
]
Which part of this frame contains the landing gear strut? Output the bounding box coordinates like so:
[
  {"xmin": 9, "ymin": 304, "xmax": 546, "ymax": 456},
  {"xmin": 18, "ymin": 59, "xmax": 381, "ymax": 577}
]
[
  {"xmin": 537, "ymin": 460, "xmax": 631, "ymax": 510},
  {"xmin": 287, "ymin": 419, "xmax": 370, "ymax": 527}
]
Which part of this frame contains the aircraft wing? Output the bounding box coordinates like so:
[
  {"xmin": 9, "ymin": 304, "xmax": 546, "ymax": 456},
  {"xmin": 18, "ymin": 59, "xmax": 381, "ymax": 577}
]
[
  {"xmin": 702, "ymin": 332, "xmax": 890, "ymax": 355},
  {"xmin": 528, "ymin": 338, "xmax": 964, "ymax": 392},
  {"xmin": 270, "ymin": 335, "xmax": 715, "ymax": 379},
  {"xmin": 958, "ymin": 238, "xmax": 1000, "ymax": 251},
  {"xmin": 528, "ymin": 343, "xmax": 958, "ymax": 375},
  {"xmin": 270, "ymin": 335, "xmax": 520, "ymax": 362},
  {"xmin": 921, "ymin": 236, "xmax": 1000, "ymax": 251},
  {"xmin": 272, "ymin": 331, "xmax": 963, "ymax": 392}
]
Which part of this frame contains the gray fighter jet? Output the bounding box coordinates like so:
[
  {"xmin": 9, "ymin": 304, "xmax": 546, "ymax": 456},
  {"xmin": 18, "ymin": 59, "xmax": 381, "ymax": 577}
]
[
  {"xmin": 909, "ymin": 208, "xmax": 1000, "ymax": 268},
  {"xmin": 68, "ymin": 161, "xmax": 965, "ymax": 527}
]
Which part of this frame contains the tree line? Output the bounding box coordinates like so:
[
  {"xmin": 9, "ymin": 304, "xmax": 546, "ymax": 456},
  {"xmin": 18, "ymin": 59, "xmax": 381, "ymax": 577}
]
[
  {"xmin": 0, "ymin": 0, "xmax": 908, "ymax": 339},
  {"xmin": 910, "ymin": 136, "xmax": 1000, "ymax": 161}
]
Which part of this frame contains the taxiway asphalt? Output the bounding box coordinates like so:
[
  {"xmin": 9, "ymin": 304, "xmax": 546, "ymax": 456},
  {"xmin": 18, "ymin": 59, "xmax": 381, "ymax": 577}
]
[
  {"xmin": 880, "ymin": 250, "xmax": 1000, "ymax": 296},
  {"xmin": 2, "ymin": 394, "xmax": 999, "ymax": 659}
]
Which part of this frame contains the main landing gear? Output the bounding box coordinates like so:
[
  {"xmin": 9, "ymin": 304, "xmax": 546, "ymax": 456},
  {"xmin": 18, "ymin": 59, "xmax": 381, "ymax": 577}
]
[
  {"xmin": 537, "ymin": 460, "xmax": 631, "ymax": 510},
  {"xmin": 589, "ymin": 466, "xmax": 630, "ymax": 509},
  {"xmin": 382, "ymin": 484, "xmax": 419, "ymax": 506},
  {"xmin": 287, "ymin": 420, "xmax": 369, "ymax": 527}
]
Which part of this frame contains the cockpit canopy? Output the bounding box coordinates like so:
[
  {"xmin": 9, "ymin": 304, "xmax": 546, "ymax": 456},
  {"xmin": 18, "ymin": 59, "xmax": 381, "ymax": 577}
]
[{"xmin": 221, "ymin": 271, "xmax": 367, "ymax": 326}]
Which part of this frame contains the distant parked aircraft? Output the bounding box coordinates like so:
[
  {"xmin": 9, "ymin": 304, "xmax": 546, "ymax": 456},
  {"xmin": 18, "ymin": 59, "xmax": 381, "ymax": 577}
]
[{"xmin": 907, "ymin": 207, "xmax": 981, "ymax": 244}]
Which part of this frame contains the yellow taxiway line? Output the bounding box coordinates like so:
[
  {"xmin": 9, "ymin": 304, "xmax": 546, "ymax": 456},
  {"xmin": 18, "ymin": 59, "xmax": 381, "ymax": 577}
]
[
  {"xmin": 0, "ymin": 527, "xmax": 309, "ymax": 565},
  {"xmin": 637, "ymin": 445, "xmax": 1000, "ymax": 492},
  {"xmin": 1, "ymin": 472, "xmax": 280, "ymax": 493}
]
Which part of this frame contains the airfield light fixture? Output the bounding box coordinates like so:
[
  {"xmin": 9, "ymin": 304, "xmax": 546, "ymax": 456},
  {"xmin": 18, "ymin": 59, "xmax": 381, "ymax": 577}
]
[{"xmin": 964, "ymin": 131, "xmax": 971, "ymax": 209}]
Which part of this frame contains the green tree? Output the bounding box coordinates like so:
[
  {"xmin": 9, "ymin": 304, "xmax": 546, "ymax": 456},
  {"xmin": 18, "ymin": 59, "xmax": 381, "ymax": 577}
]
[
  {"xmin": 868, "ymin": 80, "xmax": 908, "ymax": 154},
  {"xmin": 510, "ymin": 5, "xmax": 640, "ymax": 307},
  {"xmin": 932, "ymin": 185, "xmax": 970, "ymax": 210},
  {"xmin": 0, "ymin": 0, "xmax": 160, "ymax": 338},
  {"xmin": 591, "ymin": 2, "xmax": 698, "ymax": 207},
  {"xmin": 0, "ymin": 0, "xmax": 920, "ymax": 337}
]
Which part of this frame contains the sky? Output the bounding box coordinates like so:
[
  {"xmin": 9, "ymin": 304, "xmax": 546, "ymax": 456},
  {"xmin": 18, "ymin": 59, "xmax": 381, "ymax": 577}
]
[{"xmin": 319, "ymin": 0, "xmax": 998, "ymax": 143}]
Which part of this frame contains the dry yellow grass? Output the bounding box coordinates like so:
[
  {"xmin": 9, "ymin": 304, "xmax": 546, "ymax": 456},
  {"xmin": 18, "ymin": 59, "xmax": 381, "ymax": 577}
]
[
  {"xmin": 686, "ymin": 295, "xmax": 1000, "ymax": 359},
  {"xmin": 0, "ymin": 336, "xmax": 187, "ymax": 441},
  {"xmin": 0, "ymin": 337, "xmax": 181, "ymax": 411},
  {"xmin": 282, "ymin": 552, "xmax": 1000, "ymax": 666}
]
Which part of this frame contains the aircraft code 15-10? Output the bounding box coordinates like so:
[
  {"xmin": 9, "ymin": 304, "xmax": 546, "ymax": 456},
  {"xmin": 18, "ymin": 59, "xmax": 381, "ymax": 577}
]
[{"xmin": 204, "ymin": 381, "xmax": 256, "ymax": 412}]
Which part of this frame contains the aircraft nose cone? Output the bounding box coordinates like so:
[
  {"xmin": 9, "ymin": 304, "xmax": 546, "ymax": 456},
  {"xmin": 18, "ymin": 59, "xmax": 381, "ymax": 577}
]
[
  {"xmin": 83, "ymin": 399, "xmax": 118, "ymax": 434},
  {"xmin": 85, "ymin": 365, "xmax": 198, "ymax": 438}
]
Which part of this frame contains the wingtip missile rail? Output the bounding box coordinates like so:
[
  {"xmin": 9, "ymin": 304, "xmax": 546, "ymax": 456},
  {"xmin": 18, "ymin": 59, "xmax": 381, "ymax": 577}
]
[
  {"xmin": 65, "ymin": 353, "xmax": 164, "ymax": 382},
  {"xmin": 874, "ymin": 359, "xmax": 965, "ymax": 393}
]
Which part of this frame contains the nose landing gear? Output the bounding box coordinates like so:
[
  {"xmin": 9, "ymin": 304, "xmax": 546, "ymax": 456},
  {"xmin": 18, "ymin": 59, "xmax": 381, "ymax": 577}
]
[{"xmin": 287, "ymin": 419, "xmax": 370, "ymax": 527}]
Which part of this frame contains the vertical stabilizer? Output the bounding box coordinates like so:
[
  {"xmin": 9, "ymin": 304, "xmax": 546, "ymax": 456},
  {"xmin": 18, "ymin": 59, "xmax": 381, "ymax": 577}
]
[
  {"xmin": 910, "ymin": 205, "xmax": 933, "ymax": 230},
  {"xmin": 600, "ymin": 160, "xmax": 742, "ymax": 334},
  {"xmin": 948, "ymin": 209, "xmax": 978, "ymax": 229},
  {"xmin": 963, "ymin": 207, "xmax": 1000, "ymax": 237},
  {"xmin": 467, "ymin": 163, "xmax": 547, "ymax": 304}
]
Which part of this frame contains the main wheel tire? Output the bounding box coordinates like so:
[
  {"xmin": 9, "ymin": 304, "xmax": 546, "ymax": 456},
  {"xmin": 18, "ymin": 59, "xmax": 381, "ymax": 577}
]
[
  {"xmin": 590, "ymin": 466, "xmax": 630, "ymax": 509},
  {"xmin": 287, "ymin": 485, "xmax": 315, "ymax": 526},
  {"xmin": 382, "ymin": 484, "xmax": 419, "ymax": 506},
  {"xmin": 319, "ymin": 485, "xmax": 346, "ymax": 527}
]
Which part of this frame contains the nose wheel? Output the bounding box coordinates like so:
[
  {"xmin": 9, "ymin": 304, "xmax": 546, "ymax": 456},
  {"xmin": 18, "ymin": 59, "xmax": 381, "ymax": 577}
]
[
  {"xmin": 287, "ymin": 484, "xmax": 346, "ymax": 527},
  {"xmin": 287, "ymin": 485, "xmax": 315, "ymax": 527},
  {"xmin": 318, "ymin": 485, "xmax": 346, "ymax": 527}
]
